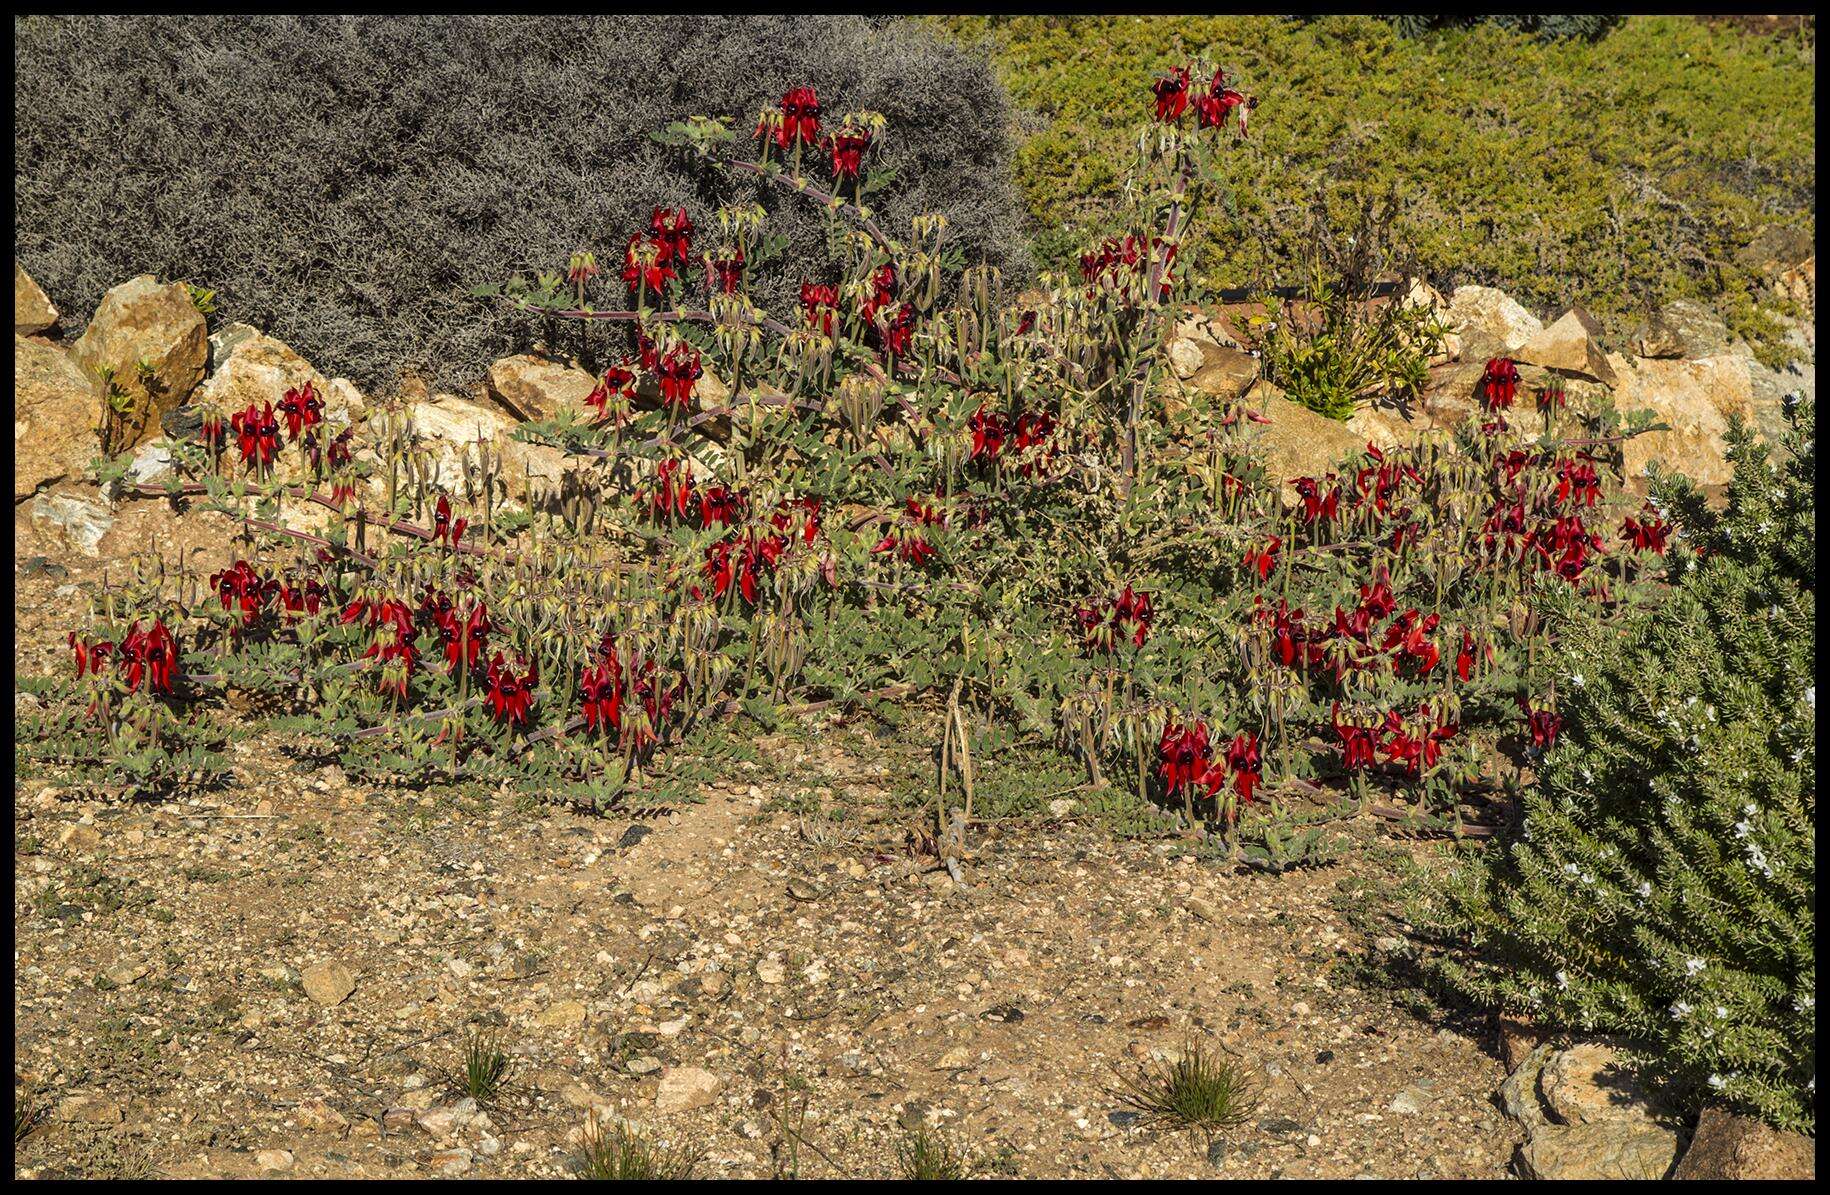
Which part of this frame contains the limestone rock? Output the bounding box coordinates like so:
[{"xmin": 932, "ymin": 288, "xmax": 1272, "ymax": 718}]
[
  {"xmin": 1245, "ymin": 382, "xmax": 1374, "ymax": 499},
  {"xmin": 70, "ymin": 275, "xmax": 208, "ymax": 447},
  {"xmin": 1516, "ymin": 306, "xmax": 1618, "ymax": 386},
  {"xmin": 653, "ymin": 1066, "xmax": 722, "ymax": 1114},
  {"xmin": 1448, "ymin": 285, "xmax": 1542, "ymax": 357},
  {"xmin": 1774, "ymin": 255, "xmax": 1814, "ymax": 318},
  {"xmin": 1186, "ymin": 346, "xmax": 1260, "ymax": 403},
  {"xmin": 1539, "ymin": 1042, "xmax": 1676, "ymax": 1129},
  {"xmin": 30, "ymin": 491, "xmax": 113, "ymax": 556},
  {"xmin": 1611, "ymin": 353, "xmax": 1759, "ymax": 488},
  {"xmin": 1637, "ymin": 299, "xmax": 1731, "ymax": 360},
  {"xmin": 301, "ymin": 960, "xmax": 357, "ymax": 1006},
  {"xmin": 537, "ymin": 999, "xmax": 588, "ymax": 1029},
  {"xmin": 194, "ymin": 326, "xmax": 330, "ymax": 420},
  {"xmin": 15, "ymin": 260, "xmax": 58, "ymax": 336},
  {"xmin": 390, "ymin": 395, "xmax": 567, "ymax": 502},
  {"xmin": 15, "ymin": 335, "xmax": 104, "ymax": 499},
  {"xmin": 1672, "ymin": 1105, "xmax": 1815, "ymax": 1180},
  {"xmin": 1519, "ymin": 1120, "xmax": 1680, "ymax": 1180},
  {"xmin": 487, "ymin": 354, "xmax": 597, "ymax": 422},
  {"xmin": 1499, "ymin": 1041, "xmax": 1554, "ymax": 1134}
]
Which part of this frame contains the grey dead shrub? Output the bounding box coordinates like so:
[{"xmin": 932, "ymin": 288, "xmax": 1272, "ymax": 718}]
[{"xmin": 14, "ymin": 14, "xmax": 1028, "ymax": 392}]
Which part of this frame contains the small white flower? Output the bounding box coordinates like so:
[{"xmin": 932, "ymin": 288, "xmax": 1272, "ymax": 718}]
[
  {"xmin": 1555, "ymin": 970, "xmax": 1570, "ymax": 990},
  {"xmin": 1708, "ymin": 1074, "xmax": 1726, "ymax": 1091},
  {"xmin": 1671, "ymin": 1000, "xmax": 1692, "ymax": 1019},
  {"xmin": 1685, "ymin": 957, "xmax": 1707, "ymax": 977},
  {"xmin": 1637, "ymin": 882, "xmax": 1652, "ymax": 899},
  {"xmin": 1569, "ymin": 672, "xmax": 1585, "ymax": 689}
]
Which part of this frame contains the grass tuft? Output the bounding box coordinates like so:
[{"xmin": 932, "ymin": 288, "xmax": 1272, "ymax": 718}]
[
  {"xmin": 575, "ymin": 1117, "xmax": 698, "ymax": 1181},
  {"xmin": 895, "ymin": 1123, "xmax": 969, "ymax": 1180},
  {"xmin": 1116, "ymin": 1041, "xmax": 1260, "ymax": 1136},
  {"xmin": 457, "ymin": 1030, "xmax": 510, "ymax": 1104}
]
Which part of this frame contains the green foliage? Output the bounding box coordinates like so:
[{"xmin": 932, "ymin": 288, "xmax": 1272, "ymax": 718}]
[
  {"xmin": 1384, "ymin": 15, "xmax": 1622, "ymax": 42},
  {"xmin": 936, "ymin": 15, "xmax": 1814, "ymax": 357},
  {"xmin": 1421, "ymin": 400, "xmax": 1816, "ymax": 1132},
  {"xmin": 1247, "ymin": 256, "xmax": 1446, "ymax": 420},
  {"xmin": 457, "ymin": 1030, "xmax": 509, "ymax": 1104}
]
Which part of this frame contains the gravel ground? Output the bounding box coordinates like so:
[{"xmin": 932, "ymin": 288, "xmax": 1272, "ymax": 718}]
[{"xmin": 15, "ymin": 502, "xmax": 1523, "ymax": 1180}]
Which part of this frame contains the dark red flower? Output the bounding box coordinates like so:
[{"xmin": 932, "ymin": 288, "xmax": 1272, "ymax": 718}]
[
  {"xmin": 880, "ymin": 303, "xmax": 915, "ymax": 357},
  {"xmin": 709, "ymin": 251, "xmax": 745, "ymax": 295},
  {"xmin": 1380, "ymin": 704, "xmax": 1459, "ymax": 777},
  {"xmin": 698, "ymin": 485, "xmax": 748, "ymax": 530},
  {"xmin": 1519, "ymin": 698, "xmax": 1563, "ymax": 752},
  {"xmin": 829, "ymin": 127, "xmax": 872, "ymax": 181},
  {"xmin": 69, "ymin": 632, "xmax": 116, "ymax": 682},
  {"xmin": 211, "ymin": 560, "xmax": 275, "ymax": 628},
  {"xmin": 1455, "ymin": 628, "xmax": 1476, "ymax": 684},
  {"xmin": 645, "ymin": 458, "xmax": 696, "ymax": 524},
  {"xmin": 1382, "ymin": 609, "xmax": 1442, "ymax": 677},
  {"xmin": 871, "ymin": 498, "xmax": 944, "ymax": 566},
  {"xmin": 1481, "ymin": 358, "xmax": 1520, "ymax": 411},
  {"xmin": 969, "ymin": 406, "xmax": 1007, "ymax": 460},
  {"xmin": 119, "ymin": 618, "xmax": 180, "ymax": 697},
  {"xmin": 1331, "ymin": 703, "xmax": 1379, "ymax": 773},
  {"xmin": 1223, "ymin": 730, "xmax": 1262, "ymax": 806},
  {"xmin": 623, "ymin": 234, "xmax": 677, "ymax": 297},
  {"xmin": 485, "ymin": 652, "xmax": 537, "ymax": 728},
  {"xmin": 1158, "ymin": 720, "xmax": 1222, "ymax": 797},
  {"xmin": 1620, "ymin": 505, "xmax": 1671, "ymax": 555},
  {"xmin": 800, "ymin": 281, "xmax": 840, "ymax": 336},
  {"xmin": 230, "ymin": 402, "xmax": 281, "ymax": 473},
  {"xmin": 580, "ymin": 644, "xmax": 624, "ymax": 735},
  {"xmin": 656, "ymin": 343, "xmax": 702, "ymax": 409},
  {"xmin": 1194, "ymin": 70, "xmax": 1253, "ymax": 135},
  {"xmin": 1151, "ymin": 66, "xmax": 1192, "ymax": 123},
  {"xmin": 1243, "ymin": 535, "xmax": 1281, "ymax": 581},
  {"xmin": 761, "ymin": 86, "xmax": 822, "ymax": 150},
  {"xmin": 1291, "ymin": 475, "xmax": 1340, "ymax": 526},
  {"xmin": 586, "ymin": 364, "xmax": 638, "ymax": 423},
  {"xmin": 649, "ymin": 207, "xmax": 693, "ymax": 265},
  {"xmin": 279, "ymin": 381, "xmax": 324, "ymax": 441}
]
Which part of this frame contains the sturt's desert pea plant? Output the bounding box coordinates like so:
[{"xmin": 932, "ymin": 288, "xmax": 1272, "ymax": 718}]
[{"xmin": 46, "ymin": 61, "xmax": 1684, "ymax": 857}]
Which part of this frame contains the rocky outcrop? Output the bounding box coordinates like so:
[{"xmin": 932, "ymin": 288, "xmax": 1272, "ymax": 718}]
[
  {"xmin": 392, "ymin": 394, "xmax": 568, "ymax": 502},
  {"xmin": 70, "ymin": 275, "xmax": 208, "ymax": 447},
  {"xmin": 1671, "ymin": 1106, "xmax": 1815, "ymax": 1180},
  {"xmin": 1637, "ymin": 299, "xmax": 1731, "ymax": 360},
  {"xmin": 15, "ymin": 261, "xmax": 58, "ymax": 336},
  {"xmin": 1245, "ymin": 382, "xmax": 1370, "ymax": 496},
  {"xmin": 1500, "ymin": 1041, "xmax": 1684, "ymax": 1181},
  {"xmin": 1516, "ymin": 306, "xmax": 1617, "ymax": 386},
  {"xmin": 1610, "ymin": 353, "xmax": 1759, "ymax": 488},
  {"xmin": 15, "ymin": 335, "xmax": 104, "ymax": 499},
  {"xmin": 1186, "ymin": 346, "xmax": 1261, "ymax": 403},
  {"xmin": 1448, "ymin": 285, "xmax": 1542, "ymax": 360},
  {"xmin": 486, "ymin": 354, "xmax": 598, "ymax": 422},
  {"xmin": 194, "ymin": 325, "xmax": 342, "ymax": 419}
]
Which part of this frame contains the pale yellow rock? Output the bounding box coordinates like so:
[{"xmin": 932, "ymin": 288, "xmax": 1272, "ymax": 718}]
[
  {"xmin": 15, "ymin": 336, "xmax": 104, "ymax": 498},
  {"xmin": 486, "ymin": 354, "xmax": 597, "ymax": 422},
  {"xmin": 71, "ymin": 275, "xmax": 207, "ymax": 447},
  {"xmin": 1515, "ymin": 307, "xmax": 1618, "ymax": 386},
  {"xmin": 15, "ymin": 260, "xmax": 58, "ymax": 336},
  {"xmin": 1611, "ymin": 353, "xmax": 1758, "ymax": 488}
]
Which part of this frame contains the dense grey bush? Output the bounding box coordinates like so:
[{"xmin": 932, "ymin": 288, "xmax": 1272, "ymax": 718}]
[{"xmin": 14, "ymin": 15, "xmax": 1029, "ymax": 391}]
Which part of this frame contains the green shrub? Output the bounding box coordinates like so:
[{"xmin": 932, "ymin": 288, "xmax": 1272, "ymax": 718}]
[
  {"xmin": 935, "ymin": 15, "xmax": 1814, "ymax": 357},
  {"xmin": 1421, "ymin": 400, "xmax": 1816, "ymax": 1132},
  {"xmin": 1383, "ymin": 15, "xmax": 1622, "ymax": 42},
  {"xmin": 13, "ymin": 15, "xmax": 1027, "ymax": 392}
]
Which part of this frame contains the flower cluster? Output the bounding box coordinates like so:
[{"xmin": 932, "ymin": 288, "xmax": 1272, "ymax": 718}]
[
  {"xmin": 69, "ymin": 618, "xmax": 180, "ymax": 698},
  {"xmin": 1075, "ymin": 585, "xmax": 1153, "ymax": 652},
  {"xmin": 1158, "ymin": 720, "xmax": 1262, "ymax": 818}
]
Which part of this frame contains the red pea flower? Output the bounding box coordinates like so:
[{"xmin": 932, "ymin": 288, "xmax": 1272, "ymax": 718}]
[
  {"xmin": 829, "ymin": 127, "xmax": 872, "ymax": 181},
  {"xmin": 119, "ymin": 618, "xmax": 180, "ymax": 697},
  {"xmin": 1291, "ymin": 475, "xmax": 1340, "ymax": 526},
  {"xmin": 1193, "ymin": 69, "xmax": 1254, "ymax": 136},
  {"xmin": 800, "ymin": 281, "xmax": 840, "ymax": 336},
  {"xmin": 230, "ymin": 402, "xmax": 281, "ymax": 473},
  {"xmin": 580, "ymin": 648, "xmax": 624, "ymax": 735},
  {"xmin": 656, "ymin": 343, "xmax": 702, "ymax": 409},
  {"xmin": 871, "ymin": 497, "xmax": 944, "ymax": 566},
  {"xmin": 211, "ymin": 559, "xmax": 275, "ymax": 629},
  {"xmin": 69, "ymin": 632, "xmax": 116, "ymax": 681},
  {"xmin": 645, "ymin": 458, "xmax": 696, "ymax": 524},
  {"xmin": 708, "ymin": 250, "xmax": 745, "ymax": 295},
  {"xmin": 1158, "ymin": 720, "xmax": 1221, "ymax": 797},
  {"xmin": 1455, "ymin": 628, "xmax": 1476, "ymax": 684},
  {"xmin": 1621, "ymin": 506, "xmax": 1671, "ymax": 555},
  {"xmin": 764, "ymin": 86, "xmax": 822, "ymax": 150},
  {"xmin": 1519, "ymin": 697, "xmax": 1563, "ymax": 752},
  {"xmin": 1243, "ymin": 535, "xmax": 1281, "ymax": 581},
  {"xmin": 485, "ymin": 652, "xmax": 537, "ymax": 728},
  {"xmin": 1331, "ymin": 703, "xmax": 1379, "ymax": 773},
  {"xmin": 1223, "ymin": 730, "xmax": 1262, "ymax": 807},
  {"xmin": 1481, "ymin": 357, "xmax": 1520, "ymax": 411},
  {"xmin": 622, "ymin": 234, "xmax": 677, "ymax": 297},
  {"xmin": 969, "ymin": 406, "xmax": 1007, "ymax": 460},
  {"xmin": 880, "ymin": 303, "xmax": 915, "ymax": 357},
  {"xmin": 649, "ymin": 207, "xmax": 693, "ymax": 265},
  {"xmin": 699, "ymin": 485, "xmax": 748, "ymax": 531},
  {"xmin": 279, "ymin": 381, "xmax": 324, "ymax": 441},
  {"xmin": 860, "ymin": 264, "xmax": 898, "ymax": 327},
  {"xmin": 1151, "ymin": 65, "xmax": 1192, "ymax": 123}
]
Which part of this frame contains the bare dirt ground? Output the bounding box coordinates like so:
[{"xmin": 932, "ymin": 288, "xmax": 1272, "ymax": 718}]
[{"xmin": 14, "ymin": 503, "xmax": 1522, "ymax": 1179}]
